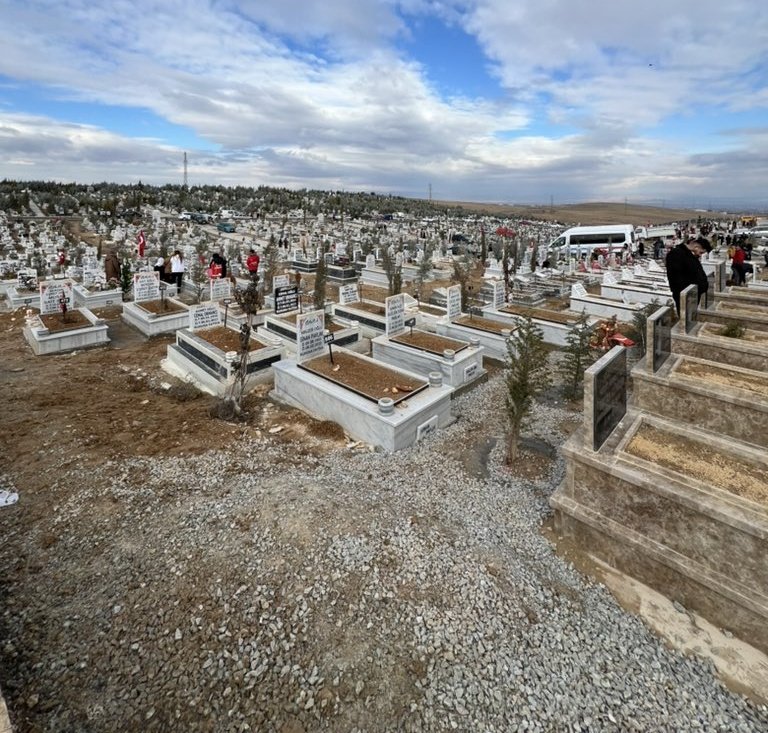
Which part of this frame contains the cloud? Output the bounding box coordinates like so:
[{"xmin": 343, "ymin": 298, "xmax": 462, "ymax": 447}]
[{"xmin": 0, "ymin": 0, "xmax": 766, "ymax": 207}]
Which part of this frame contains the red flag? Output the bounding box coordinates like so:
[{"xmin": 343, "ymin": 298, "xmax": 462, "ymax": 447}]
[{"xmin": 137, "ymin": 230, "xmax": 146, "ymax": 257}]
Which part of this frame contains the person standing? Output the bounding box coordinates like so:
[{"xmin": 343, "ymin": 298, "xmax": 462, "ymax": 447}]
[
  {"xmin": 246, "ymin": 249, "xmax": 260, "ymax": 279},
  {"xmin": 665, "ymin": 237, "xmax": 711, "ymax": 315},
  {"xmin": 104, "ymin": 249, "xmax": 121, "ymax": 283},
  {"xmin": 170, "ymin": 250, "xmax": 185, "ymax": 292},
  {"xmin": 153, "ymin": 254, "xmax": 165, "ymax": 281},
  {"xmin": 731, "ymin": 242, "xmax": 747, "ymax": 285}
]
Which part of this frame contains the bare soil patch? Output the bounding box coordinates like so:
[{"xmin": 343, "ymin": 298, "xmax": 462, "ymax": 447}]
[
  {"xmin": 499, "ymin": 304, "xmax": 577, "ymax": 325},
  {"xmin": 136, "ymin": 298, "xmax": 186, "ymax": 315},
  {"xmin": 625, "ymin": 423, "xmax": 768, "ymax": 505},
  {"xmin": 391, "ymin": 330, "xmax": 468, "ymax": 355},
  {"xmin": 674, "ymin": 360, "xmax": 768, "ymax": 398},
  {"xmin": 39, "ymin": 311, "xmax": 90, "ymax": 332},
  {"xmin": 455, "ymin": 315, "xmax": 515, "ymax": 334},
  {"xmin": 300, "ymin": 351, "xmax": 427, "ymax": 402},
  {"xmin": 195, "ymin": 326, "xmax": 267, "ymax": 352}
]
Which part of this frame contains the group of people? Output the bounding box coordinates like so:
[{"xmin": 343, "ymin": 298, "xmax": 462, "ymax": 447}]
[{"xmin": 153, "ymin": 251, "xmax": 187, "ymax": 290}]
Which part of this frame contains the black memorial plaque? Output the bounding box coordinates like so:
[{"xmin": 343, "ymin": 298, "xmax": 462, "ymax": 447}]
[
  {"xmin": 591, "ymin": 347, "xmax": 627, "ymax": 450},
  {"xmin": 648, "ymin": 306, "xmax": 672, "ymax": 372},
  {"xmin": 274, "ymin": 285, "xmax": 299, "ymax": 315}
]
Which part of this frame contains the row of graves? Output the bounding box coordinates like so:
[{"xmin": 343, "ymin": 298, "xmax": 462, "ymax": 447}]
[{"xmin": 551, "ymin": 280, "xmax": 768, "ymax": 657}]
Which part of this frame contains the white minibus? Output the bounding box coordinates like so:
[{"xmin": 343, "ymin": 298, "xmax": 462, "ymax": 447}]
[{"xmin": 548, "ymin": 225, "xmax": 635, "ymax": 258}]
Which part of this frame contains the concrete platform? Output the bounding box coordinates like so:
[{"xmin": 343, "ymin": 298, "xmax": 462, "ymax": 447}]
[
  {"xmin": 371, "ymin": 331, "xmax": 485, "ymax": 388},
  {"xmin": 551, "ymin": 410, "xmax": 768, "ymax": 655},
  {"xmin": 162, "ymin": 327, "xmax": 283, "ymax": 397},
  {"xmin": 632, "ymin": 354, "xmax": 768, "ymax": 449},
  {"xmin": 121, "ymin": 299, "xmax": 190, "ymax": 337},
  {"xmin": 671, "ymin": 322, "xmax": 768, "ymax": 372},
  {"xmin": 271, "ymin": 351, "xmax": 454, "ymax": 452},
  {"xmin": 23, "ymin": 308, "xmax": 109, "ymax": 355}
]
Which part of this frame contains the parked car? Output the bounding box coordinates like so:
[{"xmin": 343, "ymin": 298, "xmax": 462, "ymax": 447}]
[{"xmin": 217, "ymin": 222, "xmax": 235, "ymax": 233}]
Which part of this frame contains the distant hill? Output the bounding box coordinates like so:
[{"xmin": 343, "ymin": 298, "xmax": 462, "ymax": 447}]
[{"xmin": 430, "ymin": 200, "xmax": 730, "ymax": 227}]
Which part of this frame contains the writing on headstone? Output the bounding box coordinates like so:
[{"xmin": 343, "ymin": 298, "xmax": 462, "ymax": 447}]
[
  {"xmin": 133, "ymin": 272, "xmax": 161, "ymax": 302},
  {"xmin": 365, "ymin": 254, "xmax": 376, "ymax": 269},
  {"xmin": 416, "ymin": 415, "xmax": 438, "ymax": 441},
  {"xmin": 571, "ymin": 282, "xmax": 588, "ymax": 299},
  {"xmin": 190, "ymin": 303, "xmax": 222, "ymax": 331},
  {"xmin": 492, "ymin": 281, "xmax": 505, "ymax": 309},
  {"xmin": 464, "ymin": 363, "xmax": 478, "ymax": 383},
  {"xmin": 588, "ymin": 346, "xmax": 627, "ymax": 451},
  {"xmin": 210, "ymin": 278, "xmax": 232, "ymax": 301},
  {"xmin": 273, "ymin": 274, "xmax": 290, "ymax": 291},
  {"xmin": 338, "ymin": 283, "xmax": 360, "ymax": 305},
  {"xmin": 647, "ymin": 306, "xmax": 672, "ymax": 373},
  {"xmin": 446, "ymin": 284, "xmax": 462, "ymax": 321},
  {"xmin": 296, "ymin": 309, "xmax": 325, "ymax": 361},
  {"xmin": 385, "ymin": 293, "xmax": 406, "ymax": 337},
  {"xmin": 274, "ymin": 285, "xmax": 300, "ymax": 315},
  {"xmin": 39, "ymin": 279, "xmax": 74, "ymax": 315}
]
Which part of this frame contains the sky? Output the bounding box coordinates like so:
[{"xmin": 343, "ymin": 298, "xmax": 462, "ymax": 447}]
[{"xmin": 0, "ymin": 0, "xmax": 767, "ymax": 210}]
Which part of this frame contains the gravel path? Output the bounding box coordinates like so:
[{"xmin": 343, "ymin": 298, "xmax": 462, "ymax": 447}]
[{"xmin": 1, "ymin": 370, "xmax": 767, "ymax": 732}]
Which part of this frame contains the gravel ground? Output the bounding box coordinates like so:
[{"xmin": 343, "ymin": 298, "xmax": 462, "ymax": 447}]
[{"xmin": 1, "ymin": 367, "xmax": 767, "ymax": 732}]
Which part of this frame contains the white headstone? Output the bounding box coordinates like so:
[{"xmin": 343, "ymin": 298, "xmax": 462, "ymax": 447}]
[
  {"xmin": 338, "ymin": 283, "xmax": 360, "ymax": 305},
  {"xmin": 39, "ymin": 279, "xmax": 74, "ymax": 315},
  {"xmin": 365, "ymin": 254, "xmax": 376, "ymax": 269},
  {"xmin": 273, "ymin": 274, "xmax": 290, "ymax": 290},
  {"xmin": 296, "ymin": 309, "xmax": 326, "ymax": 362},
  {"xmin": 446, "ymin": 284, "xmax": 462, "ymax": 321},
  {"xmin": 133, "ymin": 272, "xmax": 161, "ymax": 302},
  {"xmin": 385, "ymin": 293, "xmax": 406, "ymax": 337},
  {"xmin": 210, "ymin": 278, "xmax": 232, "ymax": 301},
  {"xmin": 189, "ymin": 303, "xmax": 222, "ymax": 330},
  {"xmin": 571, "ymin": 283, "xmax": 588, "ymax": 299},
  {"xmin": 492, "ymin": 281, "xmax": 505, "ymax": 309},
  {"xmin": 603, "ymin": 271, "xmax": 618, "ymax": 286}
]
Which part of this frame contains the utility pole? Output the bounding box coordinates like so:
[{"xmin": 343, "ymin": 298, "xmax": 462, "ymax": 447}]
[
  {"xmin": 428, "ymin": 183, "xmax": 432, "ymax": 202},
  {"xmin": 183, "ymin": 152, "xmax": 188, "ymax": 189}
]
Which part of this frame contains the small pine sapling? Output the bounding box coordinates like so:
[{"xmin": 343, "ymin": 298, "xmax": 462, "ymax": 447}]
[
  {"xmin": 558, "ymin": 311, "xmax": 596, "ymax": 400},
  {"xmin": 504, "ymin": 316, "xmax": 550, "ymax": 463}
]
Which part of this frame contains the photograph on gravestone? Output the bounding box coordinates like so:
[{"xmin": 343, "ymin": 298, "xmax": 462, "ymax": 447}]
[
  {"xmin": 274, "ymin": 285, "xmax": 299, "ymax": 315},
  {"xmin": 647, "ymin": 306, "xmax": 672, "ymax": 373},
  {"xmin": 590, "ymin": 346, "xmax": 627, "ymax": 450},
  {"xmin": 446, "ymin": 284, "xmax": 462, "ymax": 321},
  {"xmin": 189, "ymin": 303, "xmax": 222, "ymax": 331},
  {"xmin": 385, "ymin": 293, "xmax": 406, "ymax": 337},
  {"xmin": 296, "ymin": 309, "xmax": 326, "ymax": 361}
]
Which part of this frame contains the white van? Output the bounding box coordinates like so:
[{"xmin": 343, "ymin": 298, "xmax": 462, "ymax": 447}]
[{"xmin": 549, "ymin": 224, "xmax": 635, "ymax": 258}]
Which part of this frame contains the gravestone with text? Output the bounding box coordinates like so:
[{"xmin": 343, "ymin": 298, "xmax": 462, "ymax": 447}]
[
  {"xmin": 133, "ymin": 272, "xmax": 161, "ymax": 302},
  {"xmin": 492, "ymin": 281, "xmax": 505, "ymax": 309},
  {"xmin": 39, "ymin": 279, "xmax": 74, "ymax": 315},
  {"xmin": 338, "ymin": 283, "xmax": 360, "ymax": 305},
  {"xmin": 274, "ymin": 286, "xmax": 299, "ymax": 315},
  {"xmin": 385, "ymin": 293, "xmax": 406, "ymax": 337},
  {"xmin": 446, "ymin": 284, "xmax": 462, "ymax": 321},
  {"xmin": 189, "ymin": 303, "xmax": 222, "ymax": 331},
  {"xmin": 210, "ymin": 278, "xmax": 232, "ymax": 301},
  {"xmin": 646, "ymin": 306, "xmax": 672, "ymax": 372},
  {"xmin": 586, "ymin": 345, "xmax": 627, "ymax": 451},
  {"xmin": 296, "ymin": 310, "xmax": 326, "ymax": 362}
]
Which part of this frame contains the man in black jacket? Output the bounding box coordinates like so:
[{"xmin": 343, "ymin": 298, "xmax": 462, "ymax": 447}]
[{"xmin": 665, "ymin": 237, "xmax": 711, "ymax": 315}]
